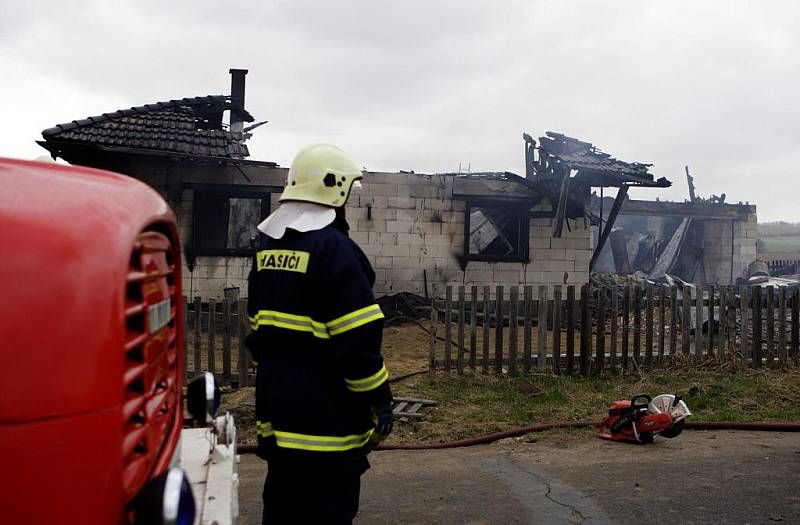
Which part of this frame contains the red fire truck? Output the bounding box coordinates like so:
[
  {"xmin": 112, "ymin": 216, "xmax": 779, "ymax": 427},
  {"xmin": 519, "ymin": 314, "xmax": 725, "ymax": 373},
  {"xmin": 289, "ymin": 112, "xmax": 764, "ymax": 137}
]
[{"xmin": 0, "ymin": 158, "xmax": 236, "ymax": 524}]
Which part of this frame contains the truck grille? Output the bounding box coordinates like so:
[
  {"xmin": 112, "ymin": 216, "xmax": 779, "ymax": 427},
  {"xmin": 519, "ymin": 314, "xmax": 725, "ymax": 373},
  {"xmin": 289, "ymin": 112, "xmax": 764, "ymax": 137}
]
[{"xmin": 122, "ymin": 230, "xmax": 179, "ymax": 502}]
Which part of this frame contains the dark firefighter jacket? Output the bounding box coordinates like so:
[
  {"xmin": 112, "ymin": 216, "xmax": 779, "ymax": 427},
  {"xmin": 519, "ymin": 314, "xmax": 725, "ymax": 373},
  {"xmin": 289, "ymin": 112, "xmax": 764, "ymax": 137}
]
[{"xmin": 246, "ymin": 223, "xmax": 391, "ymax": 465}]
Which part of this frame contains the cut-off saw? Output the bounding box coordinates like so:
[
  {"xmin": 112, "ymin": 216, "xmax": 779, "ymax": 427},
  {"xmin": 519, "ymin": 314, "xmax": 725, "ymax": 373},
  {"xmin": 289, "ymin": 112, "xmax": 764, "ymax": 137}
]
[{"xmin": 598, "ymin": 394, "xmax": 691, "ymax": 444}]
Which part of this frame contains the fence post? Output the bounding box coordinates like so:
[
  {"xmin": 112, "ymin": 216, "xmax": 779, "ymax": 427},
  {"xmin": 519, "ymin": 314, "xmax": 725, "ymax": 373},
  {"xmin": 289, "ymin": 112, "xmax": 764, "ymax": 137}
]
[
  {"xmin": 238, "ymin": 298, "xmax": 250, "ymax": 387},
  {"xmin": 193, "ymin": 296, "xmax": 202, "ymax": 377},
  {"xmin": 792, "ymin": 288, "xmax": 799, "ymax": 358},
  {"xmin": 208, "ymin": 298, "xmax": 217, "ymax": 375},
  {"xmin": 222, "ymin": 298, "xmax": 232, "ymax": 385},
  {"xmin": 669, "ymin": 286, "xmax": 678, "ymax": 359},
  {"xmin": 483, "ymin": 286, "xmax": 491, "ymax": 374},
  {"xmin": 658, "ymin": 286, "xmax": 666, "ymax": 365},
  {"xmin": 595, "ymin": 287, "xmax": 606, "ymax": 375},
  {"xmin": 566, "ymin": 285, "xmax": 576, "ymax": 375},
  {"xmin": 524, "ymin": 286, "xmax": 533, "ymax": 374},
  {"xmin": 694, "ymin": 284, "xmax": 704, "ymax": 359},
  {"xmin": 633, "ymin": 286, "xmax": 642, "ymax": 365},
  {"xmin": 537, "ymin": 286, "xmax": 548, "ymax": 369},
  {"xmin": 429, "ymin": 294, "xmax": 437, "ymax": 376},
  {"xmin": 552, "ymin": 286, "xmax": 562, "ymax": 374},
  {"xmin": 470, "ymin": 286, "xmax": 478, "ymax": 371},
  {"xmin": 444, "ymin": 286, "xmax": 452, "ymax": 373},
  {"xmin": 509, "ymin": 286, "xmax": 519, "ymax": 377},
  {"xmin": 182, "ymin": 295, "xmax": 188, "ymax": 383},
  {"xmin": 494, "ymin": 286, "xmax": 504, "ymax": 374},
  {"xmin": 457, "ymin": 285, "xmax": 465, "ymax": 375},
  {"xmin": 718, "ymin": 287, "xmax": 727, "ymax": 358},
  {"xmin": 740, "ymin": 285, "xmax": 749, "ymax": 362},
  {"xmin": 682, "ymin": 286, "xmax": 691, "ymax": 356},
  {"xmin": 752, "ymin": 286, "xmax": 762, "ymax": 368},
  {"xmin": 622, "ymin": 286, "xmax": 630, "ymax": 369},
  {"xmin": 609, "ymin": 286, "xmax": 618, "ymax": 373},
  {"xmin": 579, "ymin": 284, "xmax": 590, "ymax": 376},
  {"xmin": 778, "ymin": 287, "xmax": 787, "ymax": 365},
  {"xmin": 766, "ymin": 286, "xmax": 775, "ymax": 367},
  {"xmin": 645, "ymin": 285, "xmax": 654, "ymax": 366},
  {"xmin": 707, "ymin": 285, "xmax": 715, "ymax": 359}
]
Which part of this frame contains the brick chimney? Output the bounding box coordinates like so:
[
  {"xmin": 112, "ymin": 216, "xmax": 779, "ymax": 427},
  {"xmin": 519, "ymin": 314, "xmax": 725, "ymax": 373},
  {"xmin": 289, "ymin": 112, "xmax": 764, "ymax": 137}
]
[{"xmin": 229, "ymin": 68, "xmax": 248, "ymax": 134}]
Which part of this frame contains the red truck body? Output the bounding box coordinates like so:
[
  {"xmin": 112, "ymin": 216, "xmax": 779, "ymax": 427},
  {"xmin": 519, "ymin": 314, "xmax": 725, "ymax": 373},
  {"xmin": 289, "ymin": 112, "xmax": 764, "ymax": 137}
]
[{"xmin": 0, "ymin": 158, "xmax": 184, "ymax": 524}]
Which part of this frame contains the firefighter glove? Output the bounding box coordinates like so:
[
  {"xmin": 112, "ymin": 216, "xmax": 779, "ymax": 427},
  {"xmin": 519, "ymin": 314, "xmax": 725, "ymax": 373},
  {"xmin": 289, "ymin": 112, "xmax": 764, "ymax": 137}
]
[{"xmin": 373, "ymin": 402, "xmax": 394, "ymax": 440}]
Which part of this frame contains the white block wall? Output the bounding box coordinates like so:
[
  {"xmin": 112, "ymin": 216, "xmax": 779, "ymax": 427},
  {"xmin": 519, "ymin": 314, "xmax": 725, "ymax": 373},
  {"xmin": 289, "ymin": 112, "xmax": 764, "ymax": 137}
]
[
  {"xmin": 179, "ymin": 171, "xmax": 593, "ymax": 299},
  {"xmin": 702, "ymin": 213, "xmax": 758, "ymax": 284}
]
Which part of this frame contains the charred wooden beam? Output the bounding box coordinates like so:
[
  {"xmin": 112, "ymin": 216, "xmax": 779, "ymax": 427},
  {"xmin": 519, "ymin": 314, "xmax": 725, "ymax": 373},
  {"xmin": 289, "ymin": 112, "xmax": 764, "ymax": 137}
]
[
  {"xmin": 590, "ymin": 185, "xmax": 629, "ymax": 272},
  {"xmin": 551, "ymin": 169, "xmax": 572, "ymax": 238}
]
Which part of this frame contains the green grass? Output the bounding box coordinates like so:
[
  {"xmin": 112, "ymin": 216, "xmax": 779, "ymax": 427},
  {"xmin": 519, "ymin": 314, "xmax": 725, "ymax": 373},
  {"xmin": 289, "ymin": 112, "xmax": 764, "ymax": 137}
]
[
  {"xmin": 389, "ymin": 368, "xmax": 800, "ymax": 443},
  {"xmin": 760, "ymin": 235, "xmax": 800, "ymax": 252}
]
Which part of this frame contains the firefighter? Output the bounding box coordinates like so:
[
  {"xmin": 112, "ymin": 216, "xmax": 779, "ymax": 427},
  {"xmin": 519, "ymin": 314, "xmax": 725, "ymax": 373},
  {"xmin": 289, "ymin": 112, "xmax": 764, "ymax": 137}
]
[{"xmin": 246, "ymin": 144, "xmax": 393, "ymax": 524}]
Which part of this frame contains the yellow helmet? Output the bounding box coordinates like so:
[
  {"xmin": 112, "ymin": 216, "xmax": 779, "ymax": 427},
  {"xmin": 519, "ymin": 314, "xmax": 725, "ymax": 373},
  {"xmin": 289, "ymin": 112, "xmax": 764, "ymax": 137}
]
[{"xmin": 279, "ymin": 144, "xmax": 363, "ymax": 207}]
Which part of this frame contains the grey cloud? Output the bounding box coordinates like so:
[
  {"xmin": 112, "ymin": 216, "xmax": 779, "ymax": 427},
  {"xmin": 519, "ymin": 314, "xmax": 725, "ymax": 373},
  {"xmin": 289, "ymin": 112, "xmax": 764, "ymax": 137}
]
[{"xmin": 2, "ymin": 0, "xmax": 799, "ymax": 220}]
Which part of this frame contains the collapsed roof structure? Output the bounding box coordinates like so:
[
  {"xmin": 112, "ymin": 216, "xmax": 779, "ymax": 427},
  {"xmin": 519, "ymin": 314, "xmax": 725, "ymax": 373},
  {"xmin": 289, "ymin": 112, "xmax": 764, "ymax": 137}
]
[{"xmin": 523, "ymin": 131, "xmax": 671, "ymax": 270}]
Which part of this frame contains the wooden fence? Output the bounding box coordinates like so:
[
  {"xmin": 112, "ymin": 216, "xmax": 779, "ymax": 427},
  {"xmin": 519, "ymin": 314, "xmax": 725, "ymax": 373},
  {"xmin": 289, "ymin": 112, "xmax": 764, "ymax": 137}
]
[
  {"xmin": 181, "ymin": 296, "xmax": 254, "ymax": 387},
  {"xmin": 429, "ymin": 284, "xmax": 800, "ymax": 376}
]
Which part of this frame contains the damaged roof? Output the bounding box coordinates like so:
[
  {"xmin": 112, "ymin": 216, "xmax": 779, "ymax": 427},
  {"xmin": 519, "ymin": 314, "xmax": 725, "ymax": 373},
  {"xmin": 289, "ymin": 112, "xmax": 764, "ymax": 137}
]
[
  {"xmin": 538, "ymin": 132, "xmax": 670, "ymax": 187},
  {"xmin": 40, "ymin": 95, "xmax": 254, "ymax": 158}
]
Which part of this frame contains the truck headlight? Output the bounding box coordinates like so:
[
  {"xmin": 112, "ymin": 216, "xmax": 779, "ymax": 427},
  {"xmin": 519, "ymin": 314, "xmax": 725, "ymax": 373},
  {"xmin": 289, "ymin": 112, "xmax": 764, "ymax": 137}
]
[{"xmin": 133, "ymin": 467, "xmax": 195, "ymax": 525}]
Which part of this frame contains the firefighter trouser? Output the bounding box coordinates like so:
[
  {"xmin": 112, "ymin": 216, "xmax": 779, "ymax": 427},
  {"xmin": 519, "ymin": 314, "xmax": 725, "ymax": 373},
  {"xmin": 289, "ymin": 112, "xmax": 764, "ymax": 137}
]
[{"xmin": 262, "ymin": 456, "xmax": 368, "ymax": 525}]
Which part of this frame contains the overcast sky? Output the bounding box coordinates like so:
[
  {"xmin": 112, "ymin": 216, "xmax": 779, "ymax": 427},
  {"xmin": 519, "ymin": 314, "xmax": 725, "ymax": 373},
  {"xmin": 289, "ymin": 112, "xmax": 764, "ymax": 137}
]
[{"xmin": 2, "ymin": 1, "xmax": 798, "ymax": 221}]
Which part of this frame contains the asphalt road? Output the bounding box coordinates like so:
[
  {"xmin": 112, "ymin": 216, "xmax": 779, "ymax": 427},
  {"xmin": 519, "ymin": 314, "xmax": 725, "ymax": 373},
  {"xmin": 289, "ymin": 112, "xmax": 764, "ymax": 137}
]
[{"xmin": 237, "ymin": 430, "xmax": 800, "ymax": 524}]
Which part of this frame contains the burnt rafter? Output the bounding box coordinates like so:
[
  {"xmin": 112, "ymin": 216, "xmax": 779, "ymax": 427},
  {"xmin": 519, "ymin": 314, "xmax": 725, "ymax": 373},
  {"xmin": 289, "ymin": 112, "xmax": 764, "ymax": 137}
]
[
  {"xmin": 525, "ymin": 130, "xmax": 671, "ymax": 239},
  {"xmin": 533, "ymin": 131, "xmax": 671, "ymax": 189}
]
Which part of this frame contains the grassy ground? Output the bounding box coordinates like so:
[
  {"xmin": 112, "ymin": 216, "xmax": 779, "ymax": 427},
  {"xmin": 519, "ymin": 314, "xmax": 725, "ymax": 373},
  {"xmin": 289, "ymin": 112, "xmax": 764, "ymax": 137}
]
[
  {"xmin": 388, "ymin": 368, "xmax": 800, "ymax": 444},
  {"xmin": 760, "ymin": 235, "xmax": 800, "ymax": 252},
  {"xmin": 224, "ymin": 323, "xmax": 800, "ymax": 444}
]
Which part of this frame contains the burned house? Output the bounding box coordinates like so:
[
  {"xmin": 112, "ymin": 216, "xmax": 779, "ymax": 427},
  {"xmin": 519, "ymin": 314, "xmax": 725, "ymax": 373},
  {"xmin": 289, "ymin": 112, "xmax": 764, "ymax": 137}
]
[
  {"xmin": 38, "ymin": 71, "xmax": 673, "ymax": 298},
  {"xmin": 591, "ymin": 175, "xmax": 758, "ymax": 284}
]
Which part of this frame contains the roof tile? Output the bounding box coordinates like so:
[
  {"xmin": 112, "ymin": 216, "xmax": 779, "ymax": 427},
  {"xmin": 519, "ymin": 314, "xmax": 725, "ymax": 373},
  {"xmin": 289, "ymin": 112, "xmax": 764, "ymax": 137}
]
[{"xmin": 41, "ymin": 94, "xmax": 252, "ymax": 158}]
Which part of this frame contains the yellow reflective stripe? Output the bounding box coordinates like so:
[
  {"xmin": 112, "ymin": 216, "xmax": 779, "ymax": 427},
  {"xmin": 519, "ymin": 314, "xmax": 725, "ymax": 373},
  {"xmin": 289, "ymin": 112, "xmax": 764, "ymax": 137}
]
[
  {"xmin": 345, "ymin": 365, "xmax": 389, "ymax": 392},
  {"xmin": 251, "ymin": 310, "xmax": 330, "ymax": 339},
  {"xmin": 256, "ymin": 420, "xmax": 274, "ymax": 437},
  {"xmin": 274, "ymin": 429, "xmax": 374, "ymax": 452},
  {"xmin": 326, "ymin": 304, "xmax": 384, "ymax": 336}
]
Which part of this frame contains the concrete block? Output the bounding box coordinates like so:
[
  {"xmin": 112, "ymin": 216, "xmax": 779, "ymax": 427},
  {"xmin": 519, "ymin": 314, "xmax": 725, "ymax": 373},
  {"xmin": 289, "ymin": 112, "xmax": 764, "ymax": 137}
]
[
  {"xmin": 349, "ymin": 231, "xmax": 369, "ymax": 244},
  {"xmin": 409, "ymin": 185, "xmax": 440, "ymax": 199},
  {"xmin": 386, "ymin": 220, "xmax": 415, "ymax": 234},
  {"xmin": 381, "ymin": 244, "xmax": 410, "ymax": 257},
  {"xmin": 361, "ymin": 243, "xmax": 381, "ymax": 256},
  {"xmin": 413, "ymin": 221, "xmax": 442, "ymax": 235},
  {"xmin": 370, "ymin": 184, "xmax": 399, "ymax": 197},
  {"xmin": 397, "ymin": 232, "xmax": 426, "ymax": 246},
  {"xmin": 527, "ymin": 259, "xmax": 551, "ymax": 272},
  {"xmin": 543, "ymin": 271, "xmax": 570, "ymax": 285},
  {"xmin": 520, "ymin": 270, "xmax": 543, "ymax": 284},
  {"xmin": 369, "ymin": 231, "xmax": 398, "ymax": 245},
  {"xmin": 364, "ymin": 173, "xmax": 387, "ymax": 184},
  {"xmin": 493, "ymin": 269, "xmax": 522, "ymax": 283},
  {"xmin": 448, "ymin": 234, "xmax": 464, "ymax": 247},
  {"xmin": 356, "ymin": 219, "xmax": 387, "ymax": 232},
  {"xmin": 550, "ymin": 260, "xmax": 575, "ymax": 272},
  {"xmin": 532, "ymin": 237, "xmax": 551, "ymax": 249},
  {"xmin": 424, "ymin": 233, "xmax": 449, "ymax": 246},
  {"xmin": 387, "ymin": 197, "xmax": 417, "ymax": 209},
  {"xmin": 423, "ymin": 198, "xmax": 451, "ymax": 211}
]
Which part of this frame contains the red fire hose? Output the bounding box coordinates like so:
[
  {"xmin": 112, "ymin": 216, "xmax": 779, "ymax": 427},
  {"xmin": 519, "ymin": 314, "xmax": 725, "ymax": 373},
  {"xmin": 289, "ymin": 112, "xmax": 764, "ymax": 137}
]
[{"xmin": 236, "ymin": 420, "xmax": 800, "ymax": 454}]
